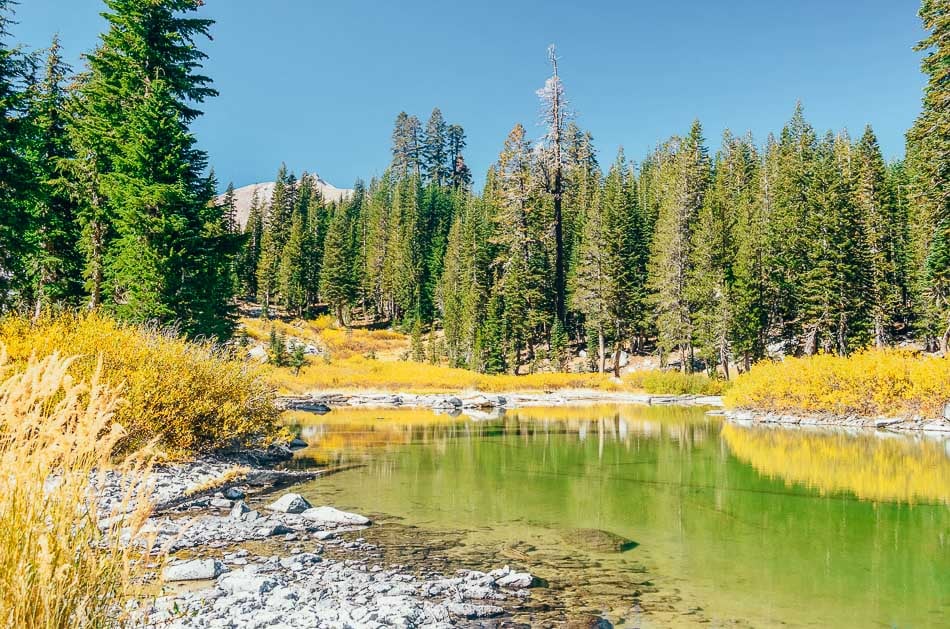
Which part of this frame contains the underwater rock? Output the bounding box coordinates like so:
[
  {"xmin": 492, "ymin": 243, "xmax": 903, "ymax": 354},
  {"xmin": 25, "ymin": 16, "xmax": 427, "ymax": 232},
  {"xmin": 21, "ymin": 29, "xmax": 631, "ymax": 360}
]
[{"xmin": 559, "ymin": 528, "xmax": 638, "ymax": 553}]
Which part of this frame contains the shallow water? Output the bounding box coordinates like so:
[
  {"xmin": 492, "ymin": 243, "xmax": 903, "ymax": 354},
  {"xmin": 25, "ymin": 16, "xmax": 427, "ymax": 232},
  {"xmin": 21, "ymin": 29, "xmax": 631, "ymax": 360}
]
[{"xmin": 287, "ymin": 405, "xmax": 950, "ymax": 627}]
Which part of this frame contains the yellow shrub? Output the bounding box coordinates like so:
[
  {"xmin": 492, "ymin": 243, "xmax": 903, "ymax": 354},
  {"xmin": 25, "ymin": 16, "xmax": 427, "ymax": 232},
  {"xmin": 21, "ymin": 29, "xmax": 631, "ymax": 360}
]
[
  {"xmin": 269, "ymin": 354, "xmax": 628, "ymax": 394},
  {"xmin": 624, "ymin": 370, "xmax": 728, "ymax": 395},
  {"xmin": 723, "ymin": 349, "xmax": 950, "ymax": 418},
  {"xmin": 0, "ymin": 350, "xmax": 155, "ymax": 626},
  {"xmin": 0, "ymin": 313, "xmax": 281, "ymax": 455},
  {"xmin": 241, "ymin": 316, "xmax": 408, "ymax": 360}
]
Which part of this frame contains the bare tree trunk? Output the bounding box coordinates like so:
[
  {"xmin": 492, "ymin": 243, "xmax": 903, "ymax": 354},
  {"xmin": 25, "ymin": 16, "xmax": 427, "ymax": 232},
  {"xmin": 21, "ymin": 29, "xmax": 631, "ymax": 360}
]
[
  {"xmin": 612, "ymin": 341, "xmax": 622, "ymax": 378},
  {"xmin": 598, "ymin": 327, "xmax": 606, "ymax": 374}
]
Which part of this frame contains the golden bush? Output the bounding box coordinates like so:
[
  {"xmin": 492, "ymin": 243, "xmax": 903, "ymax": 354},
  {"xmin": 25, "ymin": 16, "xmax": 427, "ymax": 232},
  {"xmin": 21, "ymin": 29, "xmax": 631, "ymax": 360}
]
[
  {"xmin": 0, "ymin": 313, "xmax": 281, "ymax": 455},
  {"xmin": 723, "ymin": 349, "xmax": 950, "ymax": 418},
  {"xmin": 623, "ymin": 369, "xmax": 728, "ymax": 395}
]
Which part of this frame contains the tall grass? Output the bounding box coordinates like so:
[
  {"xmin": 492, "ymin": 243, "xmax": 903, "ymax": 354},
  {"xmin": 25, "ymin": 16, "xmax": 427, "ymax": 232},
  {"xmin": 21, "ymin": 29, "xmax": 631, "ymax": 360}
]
[
  {"xmin": 623, "ymin": 369, "xmax": 728, "ymax": 395},
  {"xmin": 0, "ymin": 313, "xmax": 281, "ymax": 455},
  {"xmin": 0, "ymin": 349, "xmax": 154, "ymax": 627},
  {"xmin": 723, "ymin": 349, "xmax": 950, "ymax": 418}
]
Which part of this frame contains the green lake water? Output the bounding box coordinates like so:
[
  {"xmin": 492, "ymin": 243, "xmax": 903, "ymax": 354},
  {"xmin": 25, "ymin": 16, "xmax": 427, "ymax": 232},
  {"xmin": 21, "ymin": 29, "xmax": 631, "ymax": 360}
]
[{"xmin": 286, "ymin": 405, "xmax": 950, "ymax": 627}]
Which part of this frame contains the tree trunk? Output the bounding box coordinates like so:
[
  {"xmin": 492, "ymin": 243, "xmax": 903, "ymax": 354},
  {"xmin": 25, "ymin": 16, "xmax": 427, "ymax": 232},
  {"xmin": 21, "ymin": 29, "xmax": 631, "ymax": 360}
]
[
  {"xmin": 598, "ymin": 327, "xmax": 606, "ymax": 374},
  {"xmin": 612, "ymin": 340, "xmax": 622, "ymax": 378}
]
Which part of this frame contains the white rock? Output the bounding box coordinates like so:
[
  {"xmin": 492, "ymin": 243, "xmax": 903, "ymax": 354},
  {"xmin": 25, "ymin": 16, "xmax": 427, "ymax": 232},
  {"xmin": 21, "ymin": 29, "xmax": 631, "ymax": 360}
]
[
  {"xmin": 210, "ymin": 498, "xmax": 233, "ymax": 509},
  {"xmin": 223, "ymin": 487, "xmax": 245, "ymax": 500},
  {"xmin": 301, "ymin": 506, "xmax": 370, "ymax": 526},
  {"xmin": 266, "ymin": 493, "xmax": 311, "ymax": 514},
  {"xmin": 164, "ymin": 559, "xmax": 225, "ymax": 582},
  {"xmin": 230, "ymin": 500, "xmax": 251, "ymax": 519},
  {"xmin": 218, "ymin": 571, "xmax": 277, "ymax": 595},
  {"xmin": 496, "ymin": 571, "xmax": 535, "ymax": 588}
]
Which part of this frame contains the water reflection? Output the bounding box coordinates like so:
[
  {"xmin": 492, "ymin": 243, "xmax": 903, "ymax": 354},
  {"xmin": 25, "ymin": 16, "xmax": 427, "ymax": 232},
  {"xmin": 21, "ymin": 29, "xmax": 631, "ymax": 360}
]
[
  {"xmin": 721, "ymin": 423, "xmax": 950, "ymax": 505},
  {"xmin": 288, "ymin": 405, "xmax": 950, "ymax": 628}
]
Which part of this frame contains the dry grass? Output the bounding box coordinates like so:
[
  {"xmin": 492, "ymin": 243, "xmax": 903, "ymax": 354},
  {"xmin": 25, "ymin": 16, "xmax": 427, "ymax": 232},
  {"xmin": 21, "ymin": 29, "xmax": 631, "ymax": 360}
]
[
  {"xmin": 0, "ymin": 313, "xmax": 282, "ymax": 455},
  {"xmin": 723, "ymin": 349, "xmax": 950, "ymax": 418},
  {"xmin": 0, "ymin": 349, "xmax": 156, "ymax": 627}
]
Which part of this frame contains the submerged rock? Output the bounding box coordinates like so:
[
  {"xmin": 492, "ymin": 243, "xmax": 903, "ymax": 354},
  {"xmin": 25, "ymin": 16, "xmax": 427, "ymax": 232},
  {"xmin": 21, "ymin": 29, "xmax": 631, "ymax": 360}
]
[
  {"xmin": 559, "ymin": 528, "xmax": 638, "ymax": 553},
  {"xmin": 301, "ymin": 506, "xmax": 370, "ymax": 526}
]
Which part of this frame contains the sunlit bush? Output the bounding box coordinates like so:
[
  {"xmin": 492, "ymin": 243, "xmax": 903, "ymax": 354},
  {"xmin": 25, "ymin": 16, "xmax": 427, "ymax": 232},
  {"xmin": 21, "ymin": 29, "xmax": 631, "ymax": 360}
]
[
  {"xmin": 723, "ymin": 349, "xmax": 950, "ymax": 418},
  {"xmin": 270, "ymin": 354, "xmax": 624, "ymax": 394},
  {"xmin": 0, "ymin": 313, "xmax": 281, "ymax": 455},
  {"xmin": 624, "ymin": 369, "xmax": 729, "ymax": 395},
  {"xmin": 0, "ymin": 350, "xmax": 154, "ymax": 626}
]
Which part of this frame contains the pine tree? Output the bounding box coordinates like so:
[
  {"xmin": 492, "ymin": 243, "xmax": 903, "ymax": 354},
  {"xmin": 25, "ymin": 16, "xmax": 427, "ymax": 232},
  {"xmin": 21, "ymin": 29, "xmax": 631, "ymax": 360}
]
[
  {"xmin": 0, "ymin": 1, "xmax": 32, "ymax": 309},
  {"xmin": 238, "ymin": 191, "xmax": 263, "ymax": 298},
  {"xmin": 422, "ymin": 107, "xmax": 449, "ymax": 186},
  {"xmin": 647, "ymin": 121, "xmax": 709, "ymax": 371},
  {"xmin": 391, "ymin": 112, "xmax": 422, "ymax": 179},
  {"xmin": 257, "ymin": 164, "xmax": 292, "ymax": 312},
  {"xmin": 222, "ymin": 181, "xmax": 237, "ymax": 233},
  {"xmin": 907, "ymin": 0, "xmax": 950, "ymax": 350},
  {"xmin": 728, "ymin": 134, "xmax": 768, "ymax": 371},
  {"xmin": 602, "ymin": 149, "xmax": 647, "ymax": 375},
  {"xmin": 447, "ymin": 124, "xmax": 472, "ymax": 189},
  {"xmin": 24, "ymin": 36, "xmax": 84, "ymax": 315},
  {"xmin": 769, "ymin": 104, "xmax": 818, "ymax": 349},
  {"xmin": 854, "ymin": 126, "xmax": 902, "ymax": 347},
  {"xmin": 536, "ymin": 45, "xmax": 569, "ymax": 326},
  {"xmin": 571, "ymin": 169, "xmax": 609, "ymax": 372},
  {"xmin": 798, "ymin": 132, "xmax": 864, "ymax": 355},
  {"xmin": 321, "ymin": 191, "xmax": 360, "ymax": 324},
  {"xmin": 67, "ymin": 0, "xmax": 236, "ymax": 337},
  {"xmin": 689, "ymin": 133, "xmax": 744, "ymax": 377}
]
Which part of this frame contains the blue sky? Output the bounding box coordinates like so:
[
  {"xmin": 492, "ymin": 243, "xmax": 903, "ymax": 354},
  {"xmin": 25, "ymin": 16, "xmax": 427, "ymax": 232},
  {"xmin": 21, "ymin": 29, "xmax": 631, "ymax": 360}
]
[{"xmin": 14, "ymin": 0, "xmax": 926, "ymax": 190}]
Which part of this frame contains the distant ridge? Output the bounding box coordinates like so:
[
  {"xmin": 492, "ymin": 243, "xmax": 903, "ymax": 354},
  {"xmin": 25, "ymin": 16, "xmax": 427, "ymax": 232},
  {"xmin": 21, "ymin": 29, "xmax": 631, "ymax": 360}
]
[{"xmin": 220, "ymin": 173, "xmax": 352, "ymax": 229}]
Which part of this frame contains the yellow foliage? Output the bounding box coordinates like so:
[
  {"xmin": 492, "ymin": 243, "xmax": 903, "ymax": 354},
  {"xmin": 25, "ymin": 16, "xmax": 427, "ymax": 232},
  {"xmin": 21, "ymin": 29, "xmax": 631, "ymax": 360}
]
[
  {"xmin": 724, "ymin": 349, "xmax": 950, "ymax": 418},
  {"xmin": 241, "ymin": 316, "xmax": 407, "ymax": 360},
  {"xmin": 0, "ymin": 350, "xmax": 155, "ymax": 626},
  {"xmin": 270, "ymin": 354, "xmax": 625, "ymax": 394},
  {"xmin": 624, "ymin": 370, "xmax": 729, "ymax": 395},
  {"xmin": 0, "ymin": 313, "xmax": 281, "ymax": 455},
  {"xmin": 721, "ymin": 423, "xmax": 950, "ymax": 504},
  {"xmin": 184, "ymin": 466, "xmax": 251, "ymax": 496}
]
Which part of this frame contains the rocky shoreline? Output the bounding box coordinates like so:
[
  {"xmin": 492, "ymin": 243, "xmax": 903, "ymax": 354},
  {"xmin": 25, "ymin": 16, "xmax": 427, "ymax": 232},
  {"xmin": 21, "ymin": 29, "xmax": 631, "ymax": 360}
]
[
  {"xmin": 718, "ymin": 408, "xmax": 950, "ymax": 433},
  {"xmin": 280, "ymin": 389, "xmax": 725, "ymax": 415},
  {"xmin": 105, "ymin": 456, "xmax": 545, "ymax": 628}
]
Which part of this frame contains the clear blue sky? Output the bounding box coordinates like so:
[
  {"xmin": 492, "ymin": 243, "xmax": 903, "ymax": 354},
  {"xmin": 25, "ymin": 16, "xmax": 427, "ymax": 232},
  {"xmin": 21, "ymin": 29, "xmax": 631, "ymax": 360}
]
[{"xmin": 14, "ymin": 0, "xmax": 926, "ymax": 190}]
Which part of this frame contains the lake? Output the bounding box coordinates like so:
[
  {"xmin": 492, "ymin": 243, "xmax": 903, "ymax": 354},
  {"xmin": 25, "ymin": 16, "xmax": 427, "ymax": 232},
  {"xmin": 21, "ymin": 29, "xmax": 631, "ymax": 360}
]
[{"xmin": 286, "ymin": 405, "xmax": 950, "ymax": 627}]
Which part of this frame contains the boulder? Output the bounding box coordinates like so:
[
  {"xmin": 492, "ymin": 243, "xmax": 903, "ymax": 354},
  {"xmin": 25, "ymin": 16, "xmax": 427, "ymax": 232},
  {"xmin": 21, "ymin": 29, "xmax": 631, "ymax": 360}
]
[
  {"xmin": 218, "ymin": 571, "xmax": 277, "ymax": 595},
  {"xmin": 223, "ymin": 487, "xmax": 245, "ymax": 500},
  {"xmin": 496, "ymin": 571, "xmax": 536, "ymax": 589},
  {"xmin": 559, "ymin": 528, "xmax": 638, "ymax": 553},
  {"xmin": 446, "ymin": 602, "xmax": 505, "ymax": 619},
  {"xmin": 247, "ymin": 344, "xmax": 268, "ymax": 362},
  {"xmin": 229, "ymin": 500, "xmax": 251, "ymax": 519},
  {"xmin": 301, "ymin": 506, "xmax": 370, "ymax": 526},
  {"xmin": 164, "ymin": 559, "xmax": 225, "ymax": 582},
  {"xmin": 255, "ymin": 523, "xmax": 295, "ymax": 537},
  {"xmin": 429, "ymin": 396, "xmax": 462, "ymax": 409},
  {"xmin": 209, "ymin": 497, "xmax": 233, "ymax": 509},
  {"xmin": 265, "ymin": 493, "xmax": 311, "ymax": 514}
]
